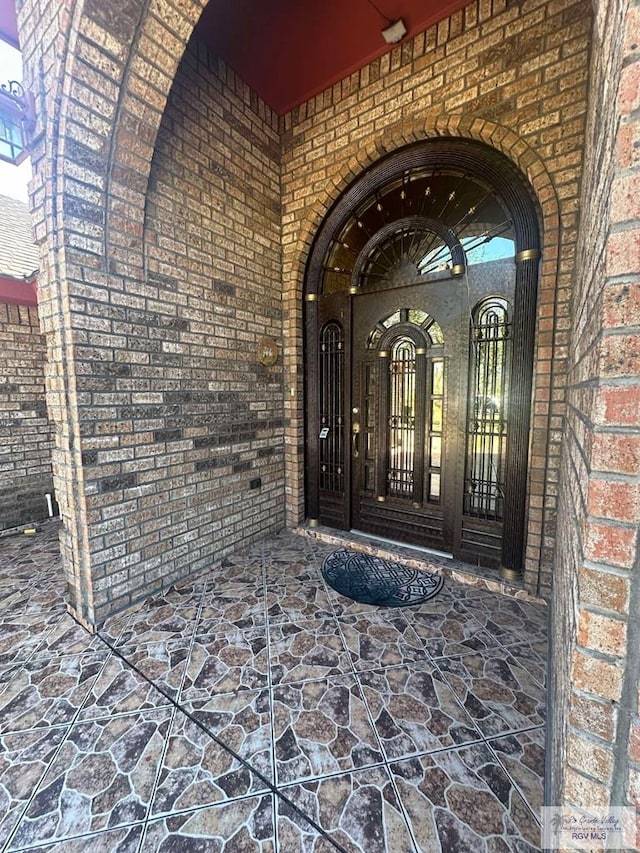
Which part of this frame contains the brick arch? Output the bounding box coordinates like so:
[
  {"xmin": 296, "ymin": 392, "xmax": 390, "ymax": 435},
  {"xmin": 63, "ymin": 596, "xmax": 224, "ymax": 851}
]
[
  {"xmin": 52, "ymin": 0, "xmax": 209, "ymax": 278},
  {"xmin": 284, "ymin": 116, "xmax": 562, "ymax": 592},
  {"xmin": 33, "ymin": 0, "xmax": 209, "ymax": 627},
  {"xmin": 285, "ymin": 114, "xmax": 559, "ymax": 293}
]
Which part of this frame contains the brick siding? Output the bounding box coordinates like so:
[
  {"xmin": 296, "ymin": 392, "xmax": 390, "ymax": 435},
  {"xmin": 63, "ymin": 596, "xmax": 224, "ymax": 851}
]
[
  {"xmin": 66, "ymin": 36, "xmax": 283, "ymax": 620},
  {"xmin": 14, "ymin": 0, "xmax": 640, "ymax": 819},
  {"xmin": 551, "ymin": 0, "xmax": 640, "ymax": 824},
  {"xmin": 17, "ymin": 0, "xmax": 592, "ymax": 609},
  {"xmin": 0, "ymin": 304, "xmax": 55, "ymax": 531}
]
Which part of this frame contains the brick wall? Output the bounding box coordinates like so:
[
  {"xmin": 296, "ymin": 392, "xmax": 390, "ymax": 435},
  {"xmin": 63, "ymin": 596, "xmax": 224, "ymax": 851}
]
[
  {"xmin": 0, "ymin": 304, "xmax": 55, "ymax": 531},
  {"xmin": 12, "ymin": 0, "xmax": 640, "ymax": 822},
  {"xmin": 17, "ymin": 0, "xmax": 284, "ymax": 625},
  {"xmin": 15, "ymin": 0, "xmax": 591, "ymax": 621},
  {"xmin": 15, "ymin": 0, "xmax": 592, "ymax": 608},
  {"xmin": 551, "ymin": 0, "xmax": 640, "ymax": 825},
  {"xmin": 66, "ymin": 36, "xmax": 283, "ymax": 620},
  {"xmin": 281, "ymin": 0, "xmax": 591, "ymax": 597}
]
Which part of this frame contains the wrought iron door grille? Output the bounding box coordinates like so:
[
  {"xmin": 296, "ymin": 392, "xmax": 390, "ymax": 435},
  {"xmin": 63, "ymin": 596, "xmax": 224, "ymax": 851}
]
[
  {"xmin": 387, "ymin": 337, "xmax": 416, "ymax": 497},
  {"xmin": 319, "ymin": 322, "xmax": 345, "ymax": 493},
  {"xmin": 428, "ymin": 358, "xmax": 444, "ymax": 503},
  {"xmin": 464, "ymin": 298, "xmax": 511, "ymax": 520}
]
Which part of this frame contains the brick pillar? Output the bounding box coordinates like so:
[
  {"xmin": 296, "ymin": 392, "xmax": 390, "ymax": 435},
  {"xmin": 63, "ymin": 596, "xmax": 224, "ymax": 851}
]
[
  {"xmin": 552, "ymin": 0, "xmax": 640, "ymax": 830},
  {"xmin": 16, "ymin": 0, "xmax": 207, "ymax": 627}
]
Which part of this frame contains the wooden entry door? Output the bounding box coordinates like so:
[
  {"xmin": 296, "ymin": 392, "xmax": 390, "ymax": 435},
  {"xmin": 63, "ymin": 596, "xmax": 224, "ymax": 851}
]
[{"xmin": 311, "ymin": 261, "xmax": 517, "ymax": 569}]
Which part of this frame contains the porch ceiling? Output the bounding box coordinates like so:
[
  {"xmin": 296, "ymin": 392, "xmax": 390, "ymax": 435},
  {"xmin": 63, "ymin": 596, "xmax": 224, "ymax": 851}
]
[
  {"xmin": 198, "ymin": 0, "xmax": 471, "ymax": 114},
  {"xmin": 1, "ymin": 1, "xmax": 470, "ymax": 110}
]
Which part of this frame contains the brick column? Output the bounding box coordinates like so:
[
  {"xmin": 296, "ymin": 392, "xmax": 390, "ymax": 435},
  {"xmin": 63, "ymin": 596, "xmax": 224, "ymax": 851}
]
[
  {"xmin": 551, "ymin": 0, "xmax": 640, "ymax": 829},
  {"xmin": 17, "ymin": 0, "xmax": 208, "ymax": 627}
]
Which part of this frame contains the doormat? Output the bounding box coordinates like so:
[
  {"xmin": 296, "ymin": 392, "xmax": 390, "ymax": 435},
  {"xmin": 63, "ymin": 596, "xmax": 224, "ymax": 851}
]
[{"xmin": 322, "ymin": 548, "xmax": 444, "ymax": 607}]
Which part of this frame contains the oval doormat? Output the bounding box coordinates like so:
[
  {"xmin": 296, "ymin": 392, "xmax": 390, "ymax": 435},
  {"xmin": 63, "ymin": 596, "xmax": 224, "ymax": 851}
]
[{"xmin": 322, "ymin": 548, "xmax": 444, "ymax": 607}]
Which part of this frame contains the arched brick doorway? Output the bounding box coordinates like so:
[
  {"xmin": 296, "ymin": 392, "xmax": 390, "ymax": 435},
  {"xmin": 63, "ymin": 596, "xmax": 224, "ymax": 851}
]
[{"xmin": 303, "ymin": 138, "xmax": 541, "ymax": 579}]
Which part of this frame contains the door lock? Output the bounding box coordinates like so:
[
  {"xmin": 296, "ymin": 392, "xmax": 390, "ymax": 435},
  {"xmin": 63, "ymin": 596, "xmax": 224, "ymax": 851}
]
[{"xmin": 352, "ymin": 422, "xmax": 360, "ymax": 457}]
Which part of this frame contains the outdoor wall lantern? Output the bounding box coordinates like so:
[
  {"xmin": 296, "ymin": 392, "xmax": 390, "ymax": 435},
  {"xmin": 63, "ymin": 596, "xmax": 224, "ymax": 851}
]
[{"xmin": 0, "ymin": 80, "xmax": 35, "ymax": 165}]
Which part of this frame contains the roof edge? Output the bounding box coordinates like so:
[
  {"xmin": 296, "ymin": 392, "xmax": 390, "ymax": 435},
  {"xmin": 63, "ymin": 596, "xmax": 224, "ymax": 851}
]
[{"xmin": 0, "ymin": 275, "xmax": 38, "ymax": 307}]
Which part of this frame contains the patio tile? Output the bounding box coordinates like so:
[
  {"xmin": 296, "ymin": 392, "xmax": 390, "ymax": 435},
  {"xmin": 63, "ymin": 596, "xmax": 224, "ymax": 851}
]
[
  {"xmin": 390, "ymin": 742, "xmax": 541, "ymax": 852},
  {"xmin": 357, "ymin": 662, "xmax": 480, "ymax": 761},
  {"xmin": 114, "ymin": 639, "xmax": 190, "ymax": 700},
  {"xmin": 184, "ymin": 689, "xmax": 274, "ymax": 784},
  {"xmin": 487, "ymin": 727, "xmax": 546, "ymax": 821},
  {"xmin": 9, "ymin": 823, "xmax": 145, "ymax": 852},
  {"xmin": 151, "ymin": 708, "xmax": 269, "ymax": 816},
  {"xmin": 142, "ymin": 795, "xmax": 275, "ymax": 851},
  {"xmin": 459, "ymin": 590, "xmax": 548, "ymax": 648},
  {"xmin": 264, "ymin": 559, "xmax": 322, "ymax": 586},
  {"xmin": 158, "ymin": 584, "xmax": 206, "ymax": 610},
  {"xmin": 207, "ymin": 557, "xmax": 264, "ymax": 586},
  {"xmin": 181, "ymin": 630, "xmax": 269, "ymax": 700},
  {"xmin": 278, "ymin": 765, "xmax": 417, "ymax": 853},
  {"xmin": 78, "ymin": 649, "xmax": 174, "ymax": 720},
  {"xmin": 268, "ymin": 618, "xmax": 352, "ymax": 684},
  {"xmin": 495, "ymin": 638, "xmax": 548, "ymax": 689},
  {"xmin": 0, "ymin": 615, "xmax": 59, "ymax": 667},
  {"xmin": 0, "ymin": 525, "xmax": 550, "ymax": 852},
  {"xmin": 0, "ymin": 663, "xmax": 23, "ymax": 688},
  {"xmin": 0, "ymin": 650, "xmax": 108, "ymax": 734},
  {"xmin": 264, "ymin": 549, "xmax": 319, "ymax": 581},
  {"xmin": 2, "ymin": 587, "xmax": 66, "ymax": 619},
  {"xmin": 436, "ymin": 647, "xmax": 546, "ymax": 738},
  {"xmin": 107, "ymin": 603, "xmax": 201, "ymax": 647},
  {"xmin": 195, "ymin": 587, "xmax": 266, "ymax": 632},
  {"xmin": 266, "ymin": 581, "xmax": 334, "ymax": 625},
  {"xmin": 272, "ymin": 674, "xmax": 383, "ymax": 785},
  {"xmin": 29, "ymin": 614, "xmax": 102, "ymax": 658},
  {"xmin": 0, "ymin": 725, "xmax": 69, "ymax": 847},
  {"xmin": 338, "ymin": 612, "xmax": 427, "ymax": 673},
  {"xmin": 407, "ymin": 599, "xmax": 501, "ymax": 659},
  {"xmin": 192, "ymin": 614, "xmax": 268, "ymax": 638},
  {"xmin": 7, "ymin": 708, "xmax": 172, "ymax": 850}
]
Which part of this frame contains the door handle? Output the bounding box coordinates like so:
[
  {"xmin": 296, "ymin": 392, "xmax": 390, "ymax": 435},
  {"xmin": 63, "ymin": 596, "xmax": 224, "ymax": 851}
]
[{"xmin": 352, "ymin": 422, "xmax": 360, "ymax": 457}]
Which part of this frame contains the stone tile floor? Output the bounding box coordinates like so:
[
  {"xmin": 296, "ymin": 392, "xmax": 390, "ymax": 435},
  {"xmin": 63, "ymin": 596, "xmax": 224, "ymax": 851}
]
[{"xmin": 0, "ymin": 522, "xmax": 548, "ymax": 852}]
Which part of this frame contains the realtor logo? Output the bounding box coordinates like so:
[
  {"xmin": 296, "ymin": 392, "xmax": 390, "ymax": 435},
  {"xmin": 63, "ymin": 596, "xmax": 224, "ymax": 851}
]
[{"xmin": 541, "ymin": 807, "xmax": 637, "ymax": 850}]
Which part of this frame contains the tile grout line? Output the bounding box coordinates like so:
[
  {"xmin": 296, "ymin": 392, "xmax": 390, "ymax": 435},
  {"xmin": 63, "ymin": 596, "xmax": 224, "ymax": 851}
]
[
  {"xmin": 261, "ymin": 542, "xmax": 281, "ymax": 853},
  {"xmin": 422, "ymin": 631, "xmax": 548, "ymax": 828},
  {"xmin": 96, "ymin": 617, "xmax": 351, "ymax": 852},
  {"xmin": 0, "ymin": 646, "xmax": 117, "ymax": 853},
  {"xmin": 2, "ymin": 532, "xmax": 546, "ymax": 851},
  {"xmin": 0, "ymin": 566, "xmax": 111, "ymax": 850},
  {"xmin": 136, "ymin": 576, "xmax": 205, "ymax": 851},
  {"xmin": 312, "ymin": 541, "xmax": 423, "ymax": 853},
  {"xmin": 430, "ymin": 629, "xmax": 547, "ymax": 826},
  {"xmin": 484, "ymin": 729, "xmax": 546, "ymax": 828}
]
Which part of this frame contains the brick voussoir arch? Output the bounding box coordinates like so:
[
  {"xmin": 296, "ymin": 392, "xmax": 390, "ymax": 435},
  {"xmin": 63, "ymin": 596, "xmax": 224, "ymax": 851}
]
[
  {"xmin": 286, "ymin": 113, "xmax": 561, "ymax": 296},
  {"xmin": 40, "ymin": 0, "xmax": 208, "ymax": 626},
  {"xmin": 54, "ymin": 0, "xmax": 208, "ymax": 277}
]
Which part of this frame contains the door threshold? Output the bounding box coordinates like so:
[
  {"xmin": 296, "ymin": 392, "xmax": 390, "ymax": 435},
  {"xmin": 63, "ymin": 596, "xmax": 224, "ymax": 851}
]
[
  {"xmin": 298, "ymin": 523, "xmax": 546, "ymax": 604},
  {"xmin": 349, "ymin": 529, "xmax": 453, "ymax": 560}
]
